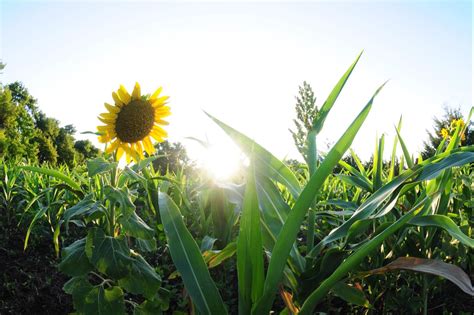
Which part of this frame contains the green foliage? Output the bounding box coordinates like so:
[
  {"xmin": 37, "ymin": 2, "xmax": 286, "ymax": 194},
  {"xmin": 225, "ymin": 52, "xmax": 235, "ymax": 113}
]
[
  {"xmin": 0, "ymin": 81, "xmax": 99, "ymax": 165},
  {"xmin": 422, "ymin": 106, "xmax": 473, "ymax": 158}
]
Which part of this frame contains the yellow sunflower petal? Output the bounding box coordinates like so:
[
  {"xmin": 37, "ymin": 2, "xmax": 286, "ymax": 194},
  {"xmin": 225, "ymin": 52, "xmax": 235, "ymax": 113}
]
[
  {"xmin": 155, "ymin": 119, "xmax": 169, "ymax": 125},
  {"xmin": 150, "ymin": 87, "xmax": 163, "ymax": 100},
  {"xmin": 132, "ymin": 82, "xmax": 141, "ymax": 100},
  {"xmin": 118, "ymin": 85, "xmax": 131, "ymax": 104},
  {"xmin": 97, "ymin": 125, "xmax": 114, "ymax": 132},
  {"xmin": 112, "ymin": 92, "xmax": 124, "ymax": 107},
  {"xmin": 155, "ymin": 111, "xmax": 171, "ymax": 119},
  {"xmin": 98, "ymin": 116, "xmax": 115, "ymax": 124},
  {"xmin": 143, "ymin": 137, "xmax": 155, "ymax": 155},
  {"xmin": 116, "ymin": 146, "xmax": 125, "ymax": 160},
  {"xmin": 104, "ymin": 102, "xmax": 120, "ymax": 114},
  {"xmin": 154, "ymin": 106, "xmax": 171, "ymax": 113},
  {"xmin": 98, "ymin": 135, "xmax": 111, "ymax": 143},
  {"xmin": 100, "ymin": 112, "xmax": 117, "ymax": 119},
  {"xmin": 135, "ymin": 142, "xmax": 145, "ymax": 159},
  {"xmin": 106, "ymin": 140, "xmax": 120, "ymax": 154}
]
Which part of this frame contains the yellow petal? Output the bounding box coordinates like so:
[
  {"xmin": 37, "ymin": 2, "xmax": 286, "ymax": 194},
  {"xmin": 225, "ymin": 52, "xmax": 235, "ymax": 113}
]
[
  {"xmin": 155, "ymin": 111, "xmax": 171, "ymax": 119},
  {"xmin": 132, "ymin": 82, "xmax": 141, "ymax": 100},
  {"xmin": 116, "ymin": 146, "xmax": 125, "ymax": 160},
  {"xmin": 155, "ymin": 119, "xmax": 169, "ymax": 125},
  {"xmin": 98, "ymin": 135, "xmax": 111, "ymax": 143},
  {"xmin": 143, "ymin": 137, "xmax": 154, "ymax": 155},
  {"xmin": 104, "ymin": 102, "xmax": 120, "ymax": 114},
  {"xmin": 135, "ymin": 142, "xmax": 144, "ymax": 159},
  {"xmin": 106, "ymin": 140, "xmax": 120, "ymax": 154},
  {"xmin": 112, "ymin": 92, "xmax": 124, "ymax": 107},
  {"xmin": 118, "ymin": 85, "xmax": 131, "ymax": 104},
  {"xmin": 150, "ymin": 87, "xmax": 162, "ymax": 100},
  {"xmin": 154, "ymin": 106, "xmax": 171, "ymax": 113},
  {"xmin": 97, "ymin": 125, "xmax": 114, "ymax": 132},
  {"xmin": 98, "ymin": 116, "xmax": 115, "ymax": 124},
  {"xmin": 100, "ymin": 112, "xmax": 117, "ymax": 119}
]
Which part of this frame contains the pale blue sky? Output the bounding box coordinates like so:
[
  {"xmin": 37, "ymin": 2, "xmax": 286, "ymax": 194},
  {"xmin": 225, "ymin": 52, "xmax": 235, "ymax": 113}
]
[{"xmin": 0, "ymin": 0, "xmax": 472, "ymax": 165}]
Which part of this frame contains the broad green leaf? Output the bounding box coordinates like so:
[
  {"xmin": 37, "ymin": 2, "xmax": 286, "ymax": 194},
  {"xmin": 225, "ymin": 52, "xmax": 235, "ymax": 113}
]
[
  {"xmin": 237, "ymin": 165, "xmax": 264, "ymax": 314},
  {"xmin": 363, "ymin": 257, "xmax": 474, "ymax": 296},
  {"xmin": 332, "ymin": 282, "xmax": 370, "ymax": 308},
  {"xmin": 83, "ymin": 286, "xmax": 126, "ymax": 315},
  {"xmin": 87, "ymin": 157, "xmax": 118, "ymax": 177},
  {"xmin": 59, "ymin": 238, "xmax": 94, "ymax": 277},
  {"xmin": 158, "ymin": 192, "xmax": 227, "ymax": 315},
  {"xmin": 118, "ymin": 253, "xmax": 161, "ymax": 299},
  {"xmin": 63, "ymin": 276, "xmax": 94, "ymax": 312},
  {"xmin": 119, "ymin": 212, "xmax": 155, "ymax": 240},
  {"xmin": 62, "ymin": 194, "xmax": 106, "ymax": 227},
  {"xmin": 205, "ymin": 112, "xmax": 301, "ymax": 198},
  {"xmin": 136, "ymin": 238, "xmax": 158, "ymax": 252},
  {"xmin": 253, "ymin": 83, "xmax": 386, "ymax": 315},
  {"xmin": 20, "ymin": 165, "xmax": 81, "ymax": 191},
  {"xmin": 85, "ymin": 228, "xmax": 132, "ymax": 279},
  {"xmin": 409, "ymin": 215, "xmax": 474, "ymax": 248},
  {"xmin": 134, "ymin": 299, "xmax": 164, "ymax": 315},
  {"xmin": 104, "ymin": 185, "xmax": 135, "ymax": 220}
]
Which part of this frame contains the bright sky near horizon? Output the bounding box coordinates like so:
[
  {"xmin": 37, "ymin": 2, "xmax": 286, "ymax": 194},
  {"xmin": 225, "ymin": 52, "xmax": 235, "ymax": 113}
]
[{"xmin": 0, "ymin": 0, "xmax": 472, "ymax": 167}]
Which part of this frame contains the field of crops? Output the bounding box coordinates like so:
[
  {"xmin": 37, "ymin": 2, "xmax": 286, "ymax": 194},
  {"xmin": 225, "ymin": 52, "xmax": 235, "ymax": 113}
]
[{"xmin": 1, "ymin": 55, "xmax": 473, "ymax": 315}]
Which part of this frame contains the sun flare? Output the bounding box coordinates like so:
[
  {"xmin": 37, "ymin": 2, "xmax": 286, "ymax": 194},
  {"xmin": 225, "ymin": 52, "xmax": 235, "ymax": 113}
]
[{"xmin": 201, "ymin": 145, "xmax": 243, "ymax": 180}]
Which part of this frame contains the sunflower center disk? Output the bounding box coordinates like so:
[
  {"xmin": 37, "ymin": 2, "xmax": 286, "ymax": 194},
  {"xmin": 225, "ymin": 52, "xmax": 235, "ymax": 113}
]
[{"xmin": 115, "ymin": 100, "xmax": 155, "ymax": 143}]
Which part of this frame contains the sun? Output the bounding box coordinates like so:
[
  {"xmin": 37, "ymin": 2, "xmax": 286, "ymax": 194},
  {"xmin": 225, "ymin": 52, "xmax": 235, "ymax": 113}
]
[
  {"xmin": 97, "ymin": 83, "xmax": 170, "ymax": 162},
  {"xmin": 201, "ymin": 145, "xmax": 243, "ymax": 180}
]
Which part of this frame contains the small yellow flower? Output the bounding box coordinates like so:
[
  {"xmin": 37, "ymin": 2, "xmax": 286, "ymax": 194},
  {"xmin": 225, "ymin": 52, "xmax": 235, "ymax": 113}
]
[
  {"xmin": 97, "ymin": 83, "xmax": 170, "ymax": 162},
  {"xmin": 440, "ymin": 128, "xmax": 449, "ymax": 139}
]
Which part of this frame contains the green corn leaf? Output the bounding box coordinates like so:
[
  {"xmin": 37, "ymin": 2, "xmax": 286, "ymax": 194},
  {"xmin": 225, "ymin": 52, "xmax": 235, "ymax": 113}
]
[
  {"xmin": 373, "ymin": 134, "xmax": 385, "ymax": 191},
  {"xmin": 312, "ymin": 149, "xmax": 474, "ymax": 253},
  {"xmin": 158, "ymin": 192, "xmax": 227, "ymax": 315},
  {"xmin": 253, "ymin": 82, "xmax": 386, "ymax": 315},
  {"xmin": 19, "ymin": 165, "xmax": 81, "ymax": 191},
  {"xmin": 388, "ymin": 116, "xmax": 402, "ymax": 181},
  {"xmin": 237, "ymin": 165, "xmax": 265, "ymax": 314},
  {"xmin": 205, "ymin": 112, "xmax": 301, "ymax": 199},
  {"xmin": 299, "ymin": 198, "xmax": 428, "ymax": 314},
  {"xmin": 394, "ymin": 125, "xmax": 414, "ymax": 168},
  {"xmin": 256, "ymin": 176, "xmax": 305, "ymax": 273},
  {"xmin": 332, "ymin": 281, "xmax": 371, "ymax": 308},
  {"xmin": 409, "ymin": 215, "xmax": 474, "ymax": 248},
  {"xmin": 312, "ymin": 50, "xmax": 363, "ymax": 134}
]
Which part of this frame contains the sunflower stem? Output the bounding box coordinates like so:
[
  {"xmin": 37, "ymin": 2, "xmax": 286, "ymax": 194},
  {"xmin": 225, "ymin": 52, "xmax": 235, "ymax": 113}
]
[{"xmin": 108, "ymin": 151, "xmax": 119, "ymax": 236}]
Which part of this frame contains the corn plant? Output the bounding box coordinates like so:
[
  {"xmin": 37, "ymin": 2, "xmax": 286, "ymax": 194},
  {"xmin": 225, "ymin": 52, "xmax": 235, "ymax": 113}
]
[{"xmin": 156, "ymin": 54, "xmax": 474, "ymax": 314}]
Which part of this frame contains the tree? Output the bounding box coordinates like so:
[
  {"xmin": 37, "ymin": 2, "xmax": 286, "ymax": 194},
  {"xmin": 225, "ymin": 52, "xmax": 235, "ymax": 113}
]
[
  {"xmin": 152, "ymin": 141, "xmax": 191, "ymax": 175},
  {"xmin": 289, "ymin": 81, "xmax": 318, "ymax": 162},
  {"xmin": 422, "ymin": 107, "xmax": 473, "ymax": 159},
  {"xmin": 74, "ymin": 140, "xmax": 99, "ymax": 162}
]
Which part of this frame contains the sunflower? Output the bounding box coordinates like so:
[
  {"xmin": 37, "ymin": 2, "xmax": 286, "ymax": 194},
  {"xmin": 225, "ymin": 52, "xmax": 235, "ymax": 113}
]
[
  {"xmin": 440, "ymin": 128, "xmax": 449, "ymax": 139},
  {"xmin": 97, "ymin": 83, "xmax": 170, "ymax": 162}
]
